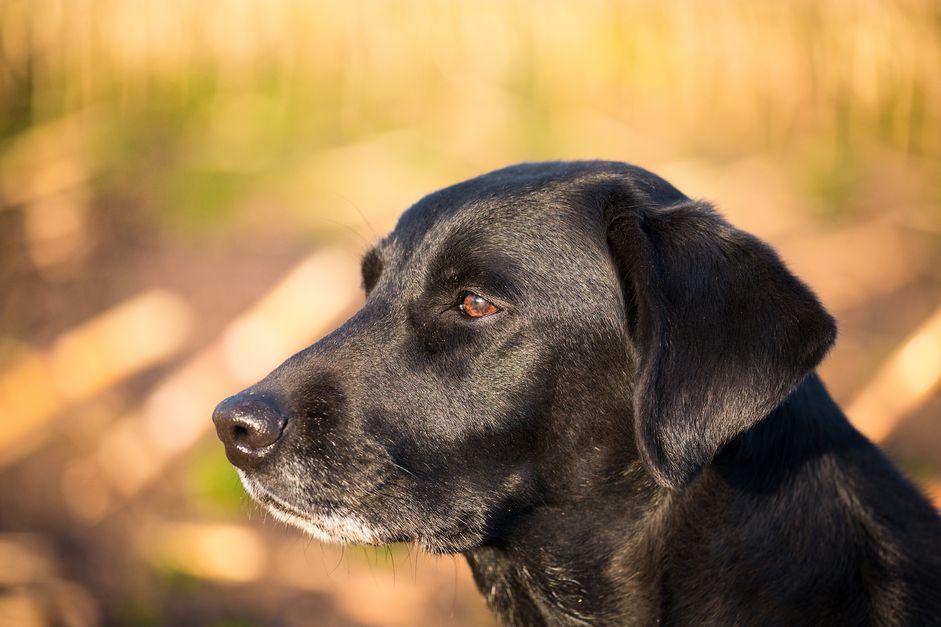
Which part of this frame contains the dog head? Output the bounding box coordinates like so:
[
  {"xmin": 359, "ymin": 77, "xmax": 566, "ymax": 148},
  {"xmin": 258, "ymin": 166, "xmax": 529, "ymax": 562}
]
[{"xmin": 212, "ymin": 161, "xmax": 835, "ymax": 552}]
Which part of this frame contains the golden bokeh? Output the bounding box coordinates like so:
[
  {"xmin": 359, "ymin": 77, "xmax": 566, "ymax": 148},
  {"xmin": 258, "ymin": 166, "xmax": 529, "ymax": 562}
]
[{"xmin": 1, "ymin": 1, "xmax": 939, "ymax": 625}]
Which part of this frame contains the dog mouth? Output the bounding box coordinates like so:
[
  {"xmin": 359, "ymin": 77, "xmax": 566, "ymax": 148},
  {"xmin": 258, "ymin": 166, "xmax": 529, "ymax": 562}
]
[{"xmin": 237, "ymin": 471, "xmax": 384, "ymax": 545}]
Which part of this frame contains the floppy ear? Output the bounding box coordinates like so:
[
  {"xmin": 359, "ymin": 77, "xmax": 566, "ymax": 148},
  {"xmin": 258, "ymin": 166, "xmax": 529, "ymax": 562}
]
[{"xmin": 605, "ymin": 195, "xmax": 836, "ymax": 490}]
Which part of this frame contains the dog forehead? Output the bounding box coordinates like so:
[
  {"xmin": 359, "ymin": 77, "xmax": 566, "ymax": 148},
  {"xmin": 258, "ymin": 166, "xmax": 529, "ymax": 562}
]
[{"xmin": 383, "ymin": 169, "xmax": 600, "ymax": 268}]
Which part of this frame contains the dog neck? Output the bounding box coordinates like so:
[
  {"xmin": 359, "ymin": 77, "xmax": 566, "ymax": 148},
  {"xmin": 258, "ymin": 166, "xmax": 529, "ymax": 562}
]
[
  {"xmin": 463, "ymin": 465, "xmax": 667, "ymax": 625},
  {"xmin": 461, "ymin": 414, "xmax": 674, "ymax": 626},
  {"xmin": 463, "ymin": 374, "xmax": 859, "ymax": 625}
]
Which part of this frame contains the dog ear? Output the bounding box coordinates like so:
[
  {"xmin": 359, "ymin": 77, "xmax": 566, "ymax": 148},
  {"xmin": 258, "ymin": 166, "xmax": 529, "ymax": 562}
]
[{"xmin": 604, "ymin": 191, "xmax": 836, "ymax": 490}]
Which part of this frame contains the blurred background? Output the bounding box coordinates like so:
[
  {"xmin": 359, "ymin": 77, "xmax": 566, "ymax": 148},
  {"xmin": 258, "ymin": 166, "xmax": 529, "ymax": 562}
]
[{"xmin": 1, "ymin": 0, "xmax": 940, "ymax": 625}]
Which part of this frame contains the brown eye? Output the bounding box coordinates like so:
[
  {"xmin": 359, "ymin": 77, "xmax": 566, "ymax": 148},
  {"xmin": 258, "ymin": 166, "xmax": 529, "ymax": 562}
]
[{"xmin": 459, "ymin": 293, "xmax": 499, "ymax": 318}]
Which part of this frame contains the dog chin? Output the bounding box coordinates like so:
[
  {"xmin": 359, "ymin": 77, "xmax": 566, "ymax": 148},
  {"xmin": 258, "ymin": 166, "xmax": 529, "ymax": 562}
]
[{"xmin": 237, "ymin": 471, "xmax": 382, "ymax": 545}]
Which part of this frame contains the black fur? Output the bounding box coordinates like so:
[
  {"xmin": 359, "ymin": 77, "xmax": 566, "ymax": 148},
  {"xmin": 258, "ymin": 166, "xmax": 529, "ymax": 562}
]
[{"xmin": 213, "ymin": 161, "xmax": 941, "ymax": 626}]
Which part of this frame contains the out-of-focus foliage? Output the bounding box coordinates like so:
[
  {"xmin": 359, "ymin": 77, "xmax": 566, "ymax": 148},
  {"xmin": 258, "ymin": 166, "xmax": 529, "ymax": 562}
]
[{"xmin": 0, "ymin": 1, "xmax": 939, "ymax": 625}]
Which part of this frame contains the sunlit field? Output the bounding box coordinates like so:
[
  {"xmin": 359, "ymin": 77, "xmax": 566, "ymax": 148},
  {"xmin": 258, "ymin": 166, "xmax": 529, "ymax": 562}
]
[{"xmin": 1, "ymin": 1, "xmax": 940, "ymax": 625}]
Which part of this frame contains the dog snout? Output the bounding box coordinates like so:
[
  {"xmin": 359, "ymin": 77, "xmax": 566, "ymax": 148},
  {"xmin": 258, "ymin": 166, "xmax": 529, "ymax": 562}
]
[{"xmin": 212, "ymin": 394, "xmax": 287, "ymax": 469}]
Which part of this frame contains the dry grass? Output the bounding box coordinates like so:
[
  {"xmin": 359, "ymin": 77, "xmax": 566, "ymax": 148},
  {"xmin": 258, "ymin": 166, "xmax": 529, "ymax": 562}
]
[{"xmin": 1, "ymin": 2, "xmax": 939, "ymax": 626}]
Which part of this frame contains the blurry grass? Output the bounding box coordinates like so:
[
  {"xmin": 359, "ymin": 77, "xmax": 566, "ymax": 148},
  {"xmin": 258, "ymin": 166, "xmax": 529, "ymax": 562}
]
[
  {"xmin": 118, "ymin": 598, "xmax": 164, "ymax": 627},
  {"xmin": 187, "ymin": 442, "xmax": 251, "ymax": 516},
  {"xmin": 802, "ymin": 149, "xmax": 862, "ymax": 223},
  {"xmin": 162, "ymin": 169, "xmax": 252, "ymax": 232},
  {"xmin": 1, "ymin": 0, "xmax": 938, "ymax": 238},
  {"xmin": 157, "ymin": 566, "xmax": 206, "ymax": 593},
  {"xmin": 209, "ymin": 621, "xmax": 260, "ymax": 627}
]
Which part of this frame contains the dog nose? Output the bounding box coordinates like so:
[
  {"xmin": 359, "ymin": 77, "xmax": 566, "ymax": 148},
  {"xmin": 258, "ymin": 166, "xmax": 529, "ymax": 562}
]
[{"xmin": 212, "ymin": 394, "xmax": 287, "ymax": 469}]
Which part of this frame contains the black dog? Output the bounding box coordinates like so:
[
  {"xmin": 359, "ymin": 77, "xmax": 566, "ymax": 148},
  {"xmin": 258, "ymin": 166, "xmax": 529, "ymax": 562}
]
[{"xmin": 213, "ymin": 161, "xmax": 941, "ymax": 626}]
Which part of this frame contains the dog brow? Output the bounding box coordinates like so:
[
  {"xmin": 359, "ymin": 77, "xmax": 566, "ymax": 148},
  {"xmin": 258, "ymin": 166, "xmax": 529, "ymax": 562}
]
[
  {"xmin": 361, "ymin": 246, "xmax": 382, "ymax": 271},
  {"xmin": 361, "ymin": 246, "xmax": 383, "ymax": 292}
]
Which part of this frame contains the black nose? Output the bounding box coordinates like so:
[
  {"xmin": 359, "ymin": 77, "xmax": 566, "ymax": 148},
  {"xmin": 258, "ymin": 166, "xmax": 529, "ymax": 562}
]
[{"xmin": 212, "ymin": 394, "xmax": 287, "ymax": 469}]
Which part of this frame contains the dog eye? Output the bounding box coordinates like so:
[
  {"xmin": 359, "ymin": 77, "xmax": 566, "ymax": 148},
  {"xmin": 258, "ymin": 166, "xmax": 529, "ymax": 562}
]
[{"xmin": 458, "ymin": 292, "xmax": 499, "ymax": 318}]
